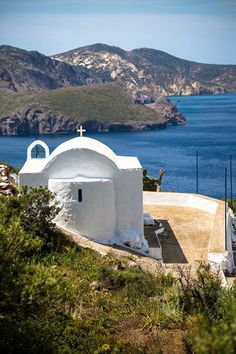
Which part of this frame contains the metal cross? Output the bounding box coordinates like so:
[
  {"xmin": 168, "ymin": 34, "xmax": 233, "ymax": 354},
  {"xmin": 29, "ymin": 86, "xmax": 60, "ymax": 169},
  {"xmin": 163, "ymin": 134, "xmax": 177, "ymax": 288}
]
[{"xmin": 77, "ymin": 125, "xmax": 86, "ymax": 137}]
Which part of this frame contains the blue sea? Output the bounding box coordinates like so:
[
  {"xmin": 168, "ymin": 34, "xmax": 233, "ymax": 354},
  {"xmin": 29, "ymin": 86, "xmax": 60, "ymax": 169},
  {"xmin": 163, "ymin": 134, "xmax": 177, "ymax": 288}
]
[{"xmin": 0, "ymin": 94, "xmax": 235, "ymax": 199}]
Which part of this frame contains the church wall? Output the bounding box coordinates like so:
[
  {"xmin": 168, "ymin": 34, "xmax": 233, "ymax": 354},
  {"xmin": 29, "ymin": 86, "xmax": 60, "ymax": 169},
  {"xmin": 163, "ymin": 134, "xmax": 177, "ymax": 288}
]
[
  {"xmin": 48, "ymin": 178, "xmax": 116, "ymax": 243},
  {"xmin": 19, "ymin": 172, "xmax": 47, "ymax": 190},
  {"xmin": 115, "ymin": 169, "xmax": 145, "ymax": 249}
]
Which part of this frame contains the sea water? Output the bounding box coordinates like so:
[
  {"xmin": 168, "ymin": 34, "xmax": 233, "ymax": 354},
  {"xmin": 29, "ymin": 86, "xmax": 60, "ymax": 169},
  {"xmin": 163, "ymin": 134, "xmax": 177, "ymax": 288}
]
[{"xmin": 0, "ymin": 94, "xmax": 235, "ymax": 199}]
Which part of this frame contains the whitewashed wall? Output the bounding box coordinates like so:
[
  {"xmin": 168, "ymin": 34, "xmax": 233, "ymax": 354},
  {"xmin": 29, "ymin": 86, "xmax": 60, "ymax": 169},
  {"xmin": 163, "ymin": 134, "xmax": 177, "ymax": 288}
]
[{"xmin": 49, "ymin": 178, "xmax": 116, "ymax": 243}]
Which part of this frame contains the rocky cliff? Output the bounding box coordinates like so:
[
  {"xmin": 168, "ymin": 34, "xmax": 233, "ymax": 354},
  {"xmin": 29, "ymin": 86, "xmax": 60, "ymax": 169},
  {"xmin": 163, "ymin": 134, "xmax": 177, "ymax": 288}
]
[
  {"xmin": 53, "ymin": 43, "xmax": 236, "ymax": 98},
  {"xmin": 147, "ymin": 97, "xmax": 186, "ymax": 125}
]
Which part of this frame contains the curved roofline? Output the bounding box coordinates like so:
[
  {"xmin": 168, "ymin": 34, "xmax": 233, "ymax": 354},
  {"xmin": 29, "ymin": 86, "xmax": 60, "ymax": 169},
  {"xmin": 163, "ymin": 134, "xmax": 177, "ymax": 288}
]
[
  {"xmin": 47, "ymin": 137, "xmax": 117, "ymax": 165},
  {"xmin": 19, "ymin": 136, "xmax": 142, "ymax": 175}
]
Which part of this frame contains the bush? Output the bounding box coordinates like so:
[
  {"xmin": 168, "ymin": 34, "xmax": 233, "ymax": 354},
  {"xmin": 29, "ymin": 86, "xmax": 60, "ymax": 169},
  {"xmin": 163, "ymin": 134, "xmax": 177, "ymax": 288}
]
[
  {"xmin": 0, "ymin": 187, "xmax": 149, "ymax": 353},
  {"xmin": 19, "ymin": 186, "xmax": 61, "ymax": 242},
  {"xmin": 178, "ymin": 263, "xmax": 223, "ymax": 323},
  {"xmin": 229, "ymin": 199, "xmax": 236, "ymax": 213},
  {"xmin": 0, "ymin": 186, "xmax": 61, "ymax": 249}
]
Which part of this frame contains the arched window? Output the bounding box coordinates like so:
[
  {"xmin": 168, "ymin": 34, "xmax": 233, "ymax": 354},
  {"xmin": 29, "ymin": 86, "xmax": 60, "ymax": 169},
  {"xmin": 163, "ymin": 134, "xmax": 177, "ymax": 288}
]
[{"xmin": 27, "ymin": 140, "xmax": 50, "ymax": 160}]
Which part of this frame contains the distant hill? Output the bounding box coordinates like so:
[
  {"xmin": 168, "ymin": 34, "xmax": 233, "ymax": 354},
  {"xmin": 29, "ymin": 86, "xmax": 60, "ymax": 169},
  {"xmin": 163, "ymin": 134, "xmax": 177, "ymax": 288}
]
[
  {"xmin": 0, "ymin": 45, "xmax": 94, "ymax": 92},
  {"xmin": 1, "ymin": 44, "xmax": 235, "ymax": 98},
  {"xmin": 53, "ymin": 43, "xmax": 236, "ymax": 97},
  {"xmin": 3, "ymin": 42, "xmax": 236, "ymax": 135},
  {"xmin": 0, "ymin": 83, "xmax": 185, "ymax": 135}
]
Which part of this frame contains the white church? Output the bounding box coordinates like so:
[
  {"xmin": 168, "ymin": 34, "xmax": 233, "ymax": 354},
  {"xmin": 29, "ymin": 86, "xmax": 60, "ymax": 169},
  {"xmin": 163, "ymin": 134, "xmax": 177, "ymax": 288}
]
[
  {"xmin": 18, "ymin": 128, "xmax": 236, "ymax": 275},
  {"xmin": 19, "ymin": 129, "xmax": 149, "ymax": 251}
]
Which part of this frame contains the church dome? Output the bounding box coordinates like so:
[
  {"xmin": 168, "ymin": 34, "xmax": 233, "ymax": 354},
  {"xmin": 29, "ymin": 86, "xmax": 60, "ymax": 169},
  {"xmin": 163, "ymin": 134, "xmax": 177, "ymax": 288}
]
[{"xmin": 49, "ymin": 137, "xmax": 117, "ymax": 164}]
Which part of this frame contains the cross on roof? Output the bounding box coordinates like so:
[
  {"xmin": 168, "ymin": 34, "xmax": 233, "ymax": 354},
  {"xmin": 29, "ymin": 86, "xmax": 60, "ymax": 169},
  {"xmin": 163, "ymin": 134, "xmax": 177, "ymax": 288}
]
[{"xmin": 77, "ymin": 125, "xmax": 86, "ymax": 137}]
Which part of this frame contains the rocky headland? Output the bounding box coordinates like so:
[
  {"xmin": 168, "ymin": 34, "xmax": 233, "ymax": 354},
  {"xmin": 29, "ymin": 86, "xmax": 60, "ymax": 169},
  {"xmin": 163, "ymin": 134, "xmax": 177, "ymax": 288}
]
[
  {"xmin": 0, "ymin": 83, "xmax": 182, "ymax": 136},
  {"xmin": 0, "ymin": 104, "xmax": 168, "ymax": 136},
  {"xmin": 147, "ymin": 97, "xmax": 186, "ymax": 125}
]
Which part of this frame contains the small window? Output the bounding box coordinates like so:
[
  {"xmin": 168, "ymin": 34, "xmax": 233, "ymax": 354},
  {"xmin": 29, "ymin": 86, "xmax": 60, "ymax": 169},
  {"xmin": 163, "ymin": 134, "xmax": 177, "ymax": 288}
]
[{"xmin": 78, "ymin": 189, "xmax": 82, "ymax": 202}]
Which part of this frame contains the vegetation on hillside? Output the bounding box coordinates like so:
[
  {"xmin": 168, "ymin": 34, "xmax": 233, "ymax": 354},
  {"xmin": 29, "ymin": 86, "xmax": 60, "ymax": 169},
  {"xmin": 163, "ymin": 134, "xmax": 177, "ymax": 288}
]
[
  {"xmin": 229, "ymin": 199, "xmax": 236, "ymax": 213},
  {"xmin": 1, "ymin": 185, "xmax": 236, "ymax": 353},
  {"xmin": 0, "ymin": 83, "xmax": 163, "ymax": 124}
]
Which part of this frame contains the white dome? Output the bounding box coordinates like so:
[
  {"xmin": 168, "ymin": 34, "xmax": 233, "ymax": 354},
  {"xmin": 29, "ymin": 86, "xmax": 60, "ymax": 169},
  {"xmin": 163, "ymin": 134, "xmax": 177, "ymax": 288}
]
[{"xmin": 49, "ymin": 137, "xmax": 117, "ymax": 164}]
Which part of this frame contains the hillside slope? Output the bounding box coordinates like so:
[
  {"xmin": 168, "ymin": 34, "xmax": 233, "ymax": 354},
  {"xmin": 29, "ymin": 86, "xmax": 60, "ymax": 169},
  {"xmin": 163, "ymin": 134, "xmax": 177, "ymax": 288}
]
[
  {"xmin": 0, "ymin": 45, "xmax": 93, "ymax": 92},
  {"xmin": 53, "ymin": 43, "xmax": 236, "ymax": 97},
  {"xmin": 1, "ymin": 44, "xmax": 235, "ymax": 99},
  {"xmin": 0, "ymin": 83, "xmax": 184, "ymax": 135}
]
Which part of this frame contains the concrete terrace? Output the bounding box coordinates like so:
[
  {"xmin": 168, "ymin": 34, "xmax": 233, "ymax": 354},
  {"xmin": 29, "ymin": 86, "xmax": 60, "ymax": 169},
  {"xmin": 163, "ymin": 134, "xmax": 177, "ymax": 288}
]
[{"xmin": 144, "ymin": 192, "xmax": 226, "ymax": 269}]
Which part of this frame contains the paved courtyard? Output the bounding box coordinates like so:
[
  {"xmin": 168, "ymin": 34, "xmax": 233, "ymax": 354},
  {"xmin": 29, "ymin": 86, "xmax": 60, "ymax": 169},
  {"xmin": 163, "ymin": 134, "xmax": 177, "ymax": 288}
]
[{"xmin": 144, "ymin": 192, "xmax": 226, "ymax": 269}]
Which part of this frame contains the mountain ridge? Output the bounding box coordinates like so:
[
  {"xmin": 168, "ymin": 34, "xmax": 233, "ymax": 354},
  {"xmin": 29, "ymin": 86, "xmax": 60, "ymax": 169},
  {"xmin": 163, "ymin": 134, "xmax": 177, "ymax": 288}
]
[
  {"xmin": 1, "ymin": 43, "xmax": 235, "ymax": 97},
  {"xmin": 52, "ymin": 42, "xmax": 236, "ymax": 98},
  {"xmin": 0, "ymin": 45, "xmax": 94, "ymax": 92},
  {"xmin": 55, "ymin": 42, "xmax": 235, "ymax": 66}
]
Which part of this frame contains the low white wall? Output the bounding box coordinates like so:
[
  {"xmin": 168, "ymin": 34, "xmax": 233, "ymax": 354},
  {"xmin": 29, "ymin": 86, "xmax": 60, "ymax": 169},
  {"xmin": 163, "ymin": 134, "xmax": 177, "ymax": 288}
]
[
  {"xmin": 143, "ymin": 192, "xmax": 218, "ymax": 214},
  {"xmin": 225, "ymin": 208, "xmax": 235, "ymax": 272},
  {"xmin": 116, "ymin": 169, "xmax": 145, "ymax": 249}
]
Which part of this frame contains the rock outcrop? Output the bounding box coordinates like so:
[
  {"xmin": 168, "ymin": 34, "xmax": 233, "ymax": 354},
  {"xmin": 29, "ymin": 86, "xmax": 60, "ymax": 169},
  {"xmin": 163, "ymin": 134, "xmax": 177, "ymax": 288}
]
[
  {"xmin": 0, "ymin": 105, "xmax": 79, "ymax": 135},
  {"xmin": 0, "ymin": 164, "xmax": 18, "ymax": 195},
  {"xmin": 147, "ymin": 97, "xmax": 186, "ymax": 125}
]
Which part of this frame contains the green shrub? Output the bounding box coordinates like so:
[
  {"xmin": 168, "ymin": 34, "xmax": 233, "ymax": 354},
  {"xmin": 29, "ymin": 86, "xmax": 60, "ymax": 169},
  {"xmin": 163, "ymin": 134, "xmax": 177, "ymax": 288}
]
[
  {"xmin": 229, "ymin": 199, "xmax": 236, "ymax": 213},
  {"xmin": 19, "ymin": 186, "xmax": 61, "ymax": 242},
  {"xmin": 3, "ymin": 184, "xmax": 236, "ymax": 353},
  {"xmin": 178, "ymin": 263, "xmax": 223, "ymax": 323}
]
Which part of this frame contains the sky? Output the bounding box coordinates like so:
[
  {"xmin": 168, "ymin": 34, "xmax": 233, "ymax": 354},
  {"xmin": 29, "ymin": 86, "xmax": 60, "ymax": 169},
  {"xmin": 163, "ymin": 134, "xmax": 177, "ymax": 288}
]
[{"xmin": 0, "ymin": 0, "xmax": 236, "ymax": 64}]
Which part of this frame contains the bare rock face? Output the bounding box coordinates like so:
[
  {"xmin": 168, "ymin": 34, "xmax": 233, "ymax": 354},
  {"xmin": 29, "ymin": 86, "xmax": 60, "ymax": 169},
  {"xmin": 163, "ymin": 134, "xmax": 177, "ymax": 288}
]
[
  {"xmin": 0, "ymin": 105, "xmax": 80, "ymax": 135},
  {"xmin": 147, "ymin": 97, "xmax": 186, "ymax": 125},
  {"xmin": 0, "ymin": 164, "xmax": 18, "ymax": 195},
  {"xmin": 53, "ymin": 44, "xmax": 236, "ymax": 98}
]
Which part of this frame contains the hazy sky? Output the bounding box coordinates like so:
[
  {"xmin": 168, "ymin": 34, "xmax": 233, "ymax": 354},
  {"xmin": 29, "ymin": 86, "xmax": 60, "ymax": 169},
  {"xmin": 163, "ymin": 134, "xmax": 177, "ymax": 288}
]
[{"xmin": 0, "ymin": 0, "xmax": 236, "ymax": 64}]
